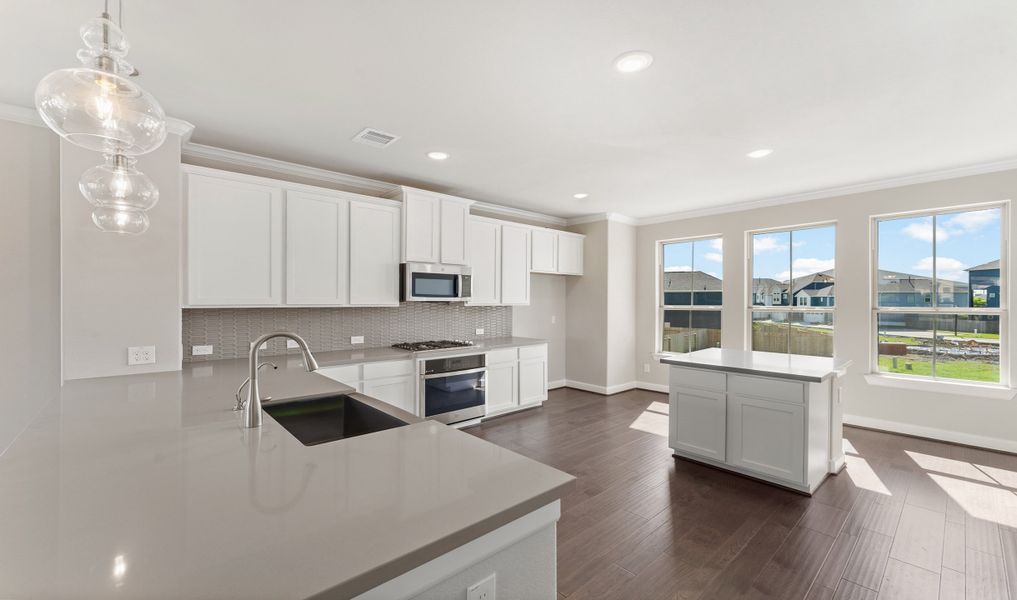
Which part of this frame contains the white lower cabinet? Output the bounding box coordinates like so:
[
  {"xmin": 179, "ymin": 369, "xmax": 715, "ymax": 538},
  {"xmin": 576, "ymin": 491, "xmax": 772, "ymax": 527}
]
[
  {"xmin": 318, "ymin": 360, "xmax": 415, "ymax": 414},
  {"xmin": 727, "ymin": 394, "xmax": 805, "ymax": 483},
  {"xmin": 518, "ymin": 345, "xmax": 548, "ymax": 406},
  {"xmin": 362, "ymin": 376, "xmax": 415, "ymax": 415},
  {"xmin": 671, "ymin": 388, "xmax": 727, "ymax": 462},
  {"xmin": 485, "ymin": 351, "xmax": 519, "ymax": 415}
]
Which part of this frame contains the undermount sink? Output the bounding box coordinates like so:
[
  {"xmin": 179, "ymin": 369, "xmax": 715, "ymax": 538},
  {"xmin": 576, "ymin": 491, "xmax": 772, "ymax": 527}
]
[{"xmin": 263, "ymin": 393, "xmax": 410, "ymax": 446}]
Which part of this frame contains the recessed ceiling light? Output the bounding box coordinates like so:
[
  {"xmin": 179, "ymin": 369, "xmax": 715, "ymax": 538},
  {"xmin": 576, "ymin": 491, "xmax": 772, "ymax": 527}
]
[
  {"xmin": 613, "ymin": 51, "xmax": 654, "ymax": 73},
  {"xmin": 426, "ymin": 151, "xmax": 450, "ymax": 161},
  {"xmin": 573, "ymin": 193, "xmax": 589, "ymax": 199},
  {"xmin": 747, "ymin": 148, "xmax": 773, "ymax": 159}
]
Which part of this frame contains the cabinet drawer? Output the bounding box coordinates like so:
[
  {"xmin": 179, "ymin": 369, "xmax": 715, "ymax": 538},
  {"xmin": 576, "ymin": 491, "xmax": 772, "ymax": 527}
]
[
  {"xmin": 728, "ymin": 374, "xmax": 803, "ymax": 404},
  {"xmin": 318, "ymin": 364, "xmax": 361, "ymax": 384},
  {"xmin": 487, "ymin": 348, "xmax": 518, "ymax": 365},
  {"xmin": 669, "ymin": 366, "xmax": 726, "ymax": 392},
  {"xmin": 362, "ymin": 359, "xmax": 415, "ymax": 380},
  {"xmin": 518, "ymin": 344, "xmax": 547, "ymax": 360}
]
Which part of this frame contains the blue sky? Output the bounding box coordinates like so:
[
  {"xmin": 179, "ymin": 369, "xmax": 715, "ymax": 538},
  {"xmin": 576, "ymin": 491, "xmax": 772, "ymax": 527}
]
[{"xmin": 664, "ymin": 208, "xmax": 1000, "ymax": 284}]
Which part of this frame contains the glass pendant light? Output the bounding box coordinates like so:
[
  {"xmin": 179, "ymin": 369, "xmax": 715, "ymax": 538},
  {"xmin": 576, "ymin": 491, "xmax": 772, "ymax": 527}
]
[{"xmin": 35, "ymin": 1, "xmax": 167, "ymax": 234}]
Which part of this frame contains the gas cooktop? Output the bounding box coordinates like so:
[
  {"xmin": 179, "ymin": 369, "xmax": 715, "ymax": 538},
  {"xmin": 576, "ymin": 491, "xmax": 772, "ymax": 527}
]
[{"xmin": 391, "ymin": 340, "xmax": 476, "ymax": 352}]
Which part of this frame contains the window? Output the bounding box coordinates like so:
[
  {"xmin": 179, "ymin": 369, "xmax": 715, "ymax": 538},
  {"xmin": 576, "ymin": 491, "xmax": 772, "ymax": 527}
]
[
  {"xmin": 749, "ymin": 224, "xmax": 835, "ymax": 357},
  {"xmin": 659, "ymin": 237, "xmax": 722, "ymax": 353},
  {"xmin": 874, "ymin": 205, "xmax": 1005, "ymax": 384}
]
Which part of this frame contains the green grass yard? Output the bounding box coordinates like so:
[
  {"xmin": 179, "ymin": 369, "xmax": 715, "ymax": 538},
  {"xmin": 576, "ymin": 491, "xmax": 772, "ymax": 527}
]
[{"xmin": 877, "ymin": 356, "xmax": 999, "ymax": 383}]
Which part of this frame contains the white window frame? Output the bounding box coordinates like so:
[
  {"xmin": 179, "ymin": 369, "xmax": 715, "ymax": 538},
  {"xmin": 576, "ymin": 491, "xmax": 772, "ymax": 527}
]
[
  {"xmin": 745, "ymin": 221, "xmax": 837, "ymax": 356},
  {"xmin": 870, "ymin": 201, "xmax": 1009, "ymax": 388},
  {"xmin": 656, "ymin": 234, "xmax": 723, "ymax": 354}
]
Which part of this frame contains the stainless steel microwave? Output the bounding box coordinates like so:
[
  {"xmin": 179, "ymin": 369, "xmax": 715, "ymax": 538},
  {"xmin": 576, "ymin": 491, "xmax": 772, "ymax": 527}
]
[{"xmin": 400, "ymin": 263, "xmax": 472, "ymax": 302}]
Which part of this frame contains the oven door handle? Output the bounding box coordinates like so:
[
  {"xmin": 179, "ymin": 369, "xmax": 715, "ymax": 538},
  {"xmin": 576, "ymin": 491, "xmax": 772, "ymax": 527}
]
[{"xmin": 422, "ymin": 367, "xmax": 487, "ymax": 380}]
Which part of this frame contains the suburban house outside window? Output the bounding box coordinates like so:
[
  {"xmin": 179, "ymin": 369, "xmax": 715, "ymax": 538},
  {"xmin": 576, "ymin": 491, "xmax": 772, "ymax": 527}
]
[
  {"xmin": 874, "ymin": 204, "xmax": 1006, "ymax": 385},
  {"xmin": 749, "ymin": 224, "xmax": 836, "ymax": 358},
  {"xmin": 659, "ymin": 237, "xmax": 722, "ymax": 353}
]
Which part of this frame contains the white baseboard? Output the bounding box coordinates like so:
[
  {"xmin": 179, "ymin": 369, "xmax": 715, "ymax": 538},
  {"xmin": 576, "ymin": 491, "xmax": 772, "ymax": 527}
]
[
  {"xmin": 844, "ymin": 414, "xmax": 1017, "ymax": 454},
  {"xmin": 548, "ymin": 379, "xmax": 567, "ymax": 390},
  {"xmin": 562, "ymin": 380, "xmax": 669, "ymax": 396}
]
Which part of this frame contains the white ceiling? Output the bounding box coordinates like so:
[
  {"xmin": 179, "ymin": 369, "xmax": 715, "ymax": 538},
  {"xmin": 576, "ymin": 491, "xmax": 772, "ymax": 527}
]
[{"xmin": 4, "ymin": 1, "xmax": 1017, "ymax": 219}]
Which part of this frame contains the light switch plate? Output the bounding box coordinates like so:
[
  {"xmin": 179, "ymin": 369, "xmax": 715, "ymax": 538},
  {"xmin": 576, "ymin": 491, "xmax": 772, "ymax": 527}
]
[
  {"xmin": 192, "ymin": 345, "xmax": 213, "ymax": 356},
  {"xmin": 351, "ymin": 336, "xmax": 365, "ymax": 345},
  {"xmin": 127, "ymin": 346, "xmax": 156, "ymax": 366},
  {"xmin": 475, "ymin": 328, "xmax": 485, "ymax": 335},
  {"xmin": 643, "ymin": 363, "xmax": 651, "ymax": 373},
  {"xmin": 467, "ymin": 573, "xmax": 495, "ymax": 600}
]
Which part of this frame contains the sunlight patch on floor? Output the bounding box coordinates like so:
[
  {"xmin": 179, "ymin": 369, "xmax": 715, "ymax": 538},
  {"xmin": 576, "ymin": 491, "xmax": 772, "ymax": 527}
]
[
  {"xmin": 842, "ymin": 438, "xmax": 858, "ymax": 455},
  {"xmin": 844, "ymin": 455, "xmax": 891, "ymax": 495},
  {"xmin": 977, "ymin": 464, "xmax": 1017, "ymax": 491},
  {"xmin": 905, "ymin": 451, "xmax": 995, "ymax": 484},
  {"xmin": 929, "ymin": 473, "xmax": 1017, "ymax": 528},
  {"xmin": 628, "ymin": 402, "xmax": 669, "ymax": 437}
]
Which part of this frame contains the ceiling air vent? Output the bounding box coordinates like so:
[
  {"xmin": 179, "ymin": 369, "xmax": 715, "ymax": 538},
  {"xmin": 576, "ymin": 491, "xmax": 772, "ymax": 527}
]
[{"xmin": 352, "ymin": 128, "xmax": 400, "ymax": 148}]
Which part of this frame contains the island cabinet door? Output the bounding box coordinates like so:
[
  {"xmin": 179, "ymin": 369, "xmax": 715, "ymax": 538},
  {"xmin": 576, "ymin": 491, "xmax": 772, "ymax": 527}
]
[
  {"xmin": 670, "ymin": 388, "xmax": 727, "ymax": 461},
  {"xmin": 362, "ymin": 375, "xmax": 415, "ymax": 415},
  {"xmin": 727, "ymin": 394, "xmax": 805, "ymax": 484}
]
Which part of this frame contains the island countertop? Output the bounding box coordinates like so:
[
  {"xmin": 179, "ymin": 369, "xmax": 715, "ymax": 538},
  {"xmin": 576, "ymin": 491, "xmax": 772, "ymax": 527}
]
[
  {"xmin": 0, "ymin": 355, "xmax": 574, "ymax": 599},
  {"xmin": 658, "ymin": 348, "xmax": 851, "ymax": 382}
]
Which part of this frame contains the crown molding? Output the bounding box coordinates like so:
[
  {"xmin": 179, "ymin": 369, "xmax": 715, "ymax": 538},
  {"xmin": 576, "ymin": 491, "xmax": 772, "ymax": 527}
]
[
  {"xmin": 167, "ymin": 118, "xmax": 195, "ymax": 141},
  {"xmin": 566, "ymin": 212, "xmax": 638, "ymax": 226},
  {"xmin": 470, "ymin": 201, "xmax": 567, "ymax": 226},
  {"xmin": 181, "ymin": 142, "xmax": 399, "ymax": 197},
  {"xmin": 636, "ymin": 156, "xmax": 1017, "ymax": 226}
]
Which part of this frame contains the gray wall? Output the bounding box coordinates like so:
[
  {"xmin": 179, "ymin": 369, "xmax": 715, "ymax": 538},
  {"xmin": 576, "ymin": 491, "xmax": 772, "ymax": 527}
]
[
  {"xmin": 61, "ymin": 135, "xmax": 184, "ymax": 379},
  {"xmin": 0, "ymin": 121, "xmax": 61, "ymax": 455},
  {"xmin": 183, "ymin": 304, "xmax": 512, "ymax": 361},
  {"xmin": 565, "ymin": 221, "xmax": 609, "ymax": 388},
  {"xmin": 512, "ymin": 274, "xmax": 567, "ymax": 384}
]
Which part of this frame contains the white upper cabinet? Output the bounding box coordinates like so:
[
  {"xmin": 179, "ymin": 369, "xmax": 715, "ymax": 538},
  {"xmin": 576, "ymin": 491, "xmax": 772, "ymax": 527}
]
[
  {"xmin": 286, "ymin": 190, "xmax": 348, "ymax": 305},
  {"xmin": 468, "ymin": 218, "xmax": 501, "ymax": 305},
  {"xmin": 501, "ymin": 224, "xmax": 531, "ymax": 305},
  {"xmin": 393, "ymin": 187, "xmax": 472, "ymax": 264},
  {"xmin": 530, "ymin": 228, "xmax": 558, "ymax": 273},
  {"xmin": 349, "ymin": 200, "xmax": 401, "ymax": 306},
  {"xmin": 440, "ymin": 198, "xmax": 471, "ymax": 265},
  {"xmin": 530, "ymin": 227, "xmax": 584, "ymax": 276},
  {"xmin": 186, "ymin": 172, "xmax": 283, "ymax": 306},
  {"xmin": 557, "ymin": 233, "xmax": 584, "ymax": 275}
]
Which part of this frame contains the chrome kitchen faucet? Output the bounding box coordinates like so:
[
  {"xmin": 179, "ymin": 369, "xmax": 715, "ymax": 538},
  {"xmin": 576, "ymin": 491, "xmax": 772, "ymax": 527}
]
[{"xmin": 244, "ymin": 332, "xmax": 319, "ymax": 428}]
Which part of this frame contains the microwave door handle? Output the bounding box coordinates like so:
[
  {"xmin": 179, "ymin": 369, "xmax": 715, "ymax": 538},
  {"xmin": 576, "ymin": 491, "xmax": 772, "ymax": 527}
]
[{"xmin": 422, "ymin": 367, "xmax": 487, "ymax": 380}]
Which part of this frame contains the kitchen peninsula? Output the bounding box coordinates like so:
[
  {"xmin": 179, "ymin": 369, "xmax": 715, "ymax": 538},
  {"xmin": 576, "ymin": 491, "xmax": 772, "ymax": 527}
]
[{"xmin": 659, "ymin": 348, "xmax": 850, "ymax": 494}]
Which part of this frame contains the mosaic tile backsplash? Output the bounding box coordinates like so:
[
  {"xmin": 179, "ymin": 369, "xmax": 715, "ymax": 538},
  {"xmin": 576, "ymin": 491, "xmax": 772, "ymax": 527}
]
[{"xmin": 182, "ymin": 305, "xmax": 512, "ymax": 362}]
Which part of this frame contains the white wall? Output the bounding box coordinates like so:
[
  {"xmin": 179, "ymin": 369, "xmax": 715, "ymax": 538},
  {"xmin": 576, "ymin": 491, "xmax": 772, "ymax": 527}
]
[
  {"xmin": 512, "ymin": 274, "xmax": 566, "ymax": 384},
  {"xmin": 60, "ymin": 135, "xmax": 185, "ymax": 379},
  {"xmin": 0, "ymin": 121, "xmax": 61, "ymax": 455},
  {"xmin": 636, "ymin": 168, "xmax": 1017, "ymax": 451}
]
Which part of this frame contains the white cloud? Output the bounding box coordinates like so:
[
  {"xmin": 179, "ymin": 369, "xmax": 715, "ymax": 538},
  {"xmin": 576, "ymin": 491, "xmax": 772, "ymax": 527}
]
[
  {"xmin": 665, "ymin": 265, "xmax": 692, "ymax": 272},
  {"xmin": 903, "ymin": 221, "xmax": 947, "ymax": 243},
  {"xmin": 772, "ymin": 257, "xmax": 835, "ymax": 282},
  {"xmin": 943, "ymin": 209, "xmax": 998, "ymax": 233},
  {"xmin": 792, "ymin": 240, "xmax": 806, "ymax": 248},
  {"xmin": 753, "ymin": 235, "xmax": 787, "ymax": 254},
  {"xmin": 773, "ymin": 270, "xmax": 790, "ymax": 282},
  {"xmin": 708, "ymin": 238, "xmax": 723, "ymax": 251},
  {"xmin": 703, "ymin": 252, "xmax": 723, "ymax": 263},
  {"xmin": 911, "ymin": 256, "xmax": 968, "ymax": 282}
]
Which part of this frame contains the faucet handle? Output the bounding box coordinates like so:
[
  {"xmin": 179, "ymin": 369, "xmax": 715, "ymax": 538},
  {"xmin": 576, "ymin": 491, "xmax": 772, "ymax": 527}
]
[{"xmin": 234, "ymin": 362, "xmax": 278, "ymax": 411}]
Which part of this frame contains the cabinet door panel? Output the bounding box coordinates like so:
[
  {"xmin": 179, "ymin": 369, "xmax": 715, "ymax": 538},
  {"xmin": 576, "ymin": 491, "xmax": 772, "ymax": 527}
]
[
  {"xmin": 501, "ymin": 225, "xmax": 530, "ymax": 305},
  {"xmin": 286, "ymin": 191, "xmax": 347, "ymax": 305},
  {"xmin": 187, "ymin": 174, "xmax": 283, "ymax": 305},
  {"xmin": 518, "ymin": 357, "xmax": 547, "ymax": 405},
  {"xmin": 349, "ymin": 201, "xmax": 400, "ymax": 305},
  {"xmin": 530, "ymin": 228, "xmax": 557, "ymax": 273},
  {"xmin": 402, "ymin": 192, "xmax": 440, "ymax": 263},
  {"xmin": 671, "ymin": 388, "xmax": 726, "ymax": 461},
  {"xmin": 362, "ymin": 376, "xmax": 416, "ymax": 415},
  {"xmin": 728, "ymin": 394, "xmax": 805, "ymax": 483},
  {"xmin": 557, "ymin": 234, "xmax": 584, "ymax": 275},
  {"xmin": 440, "ymin": 199, "xmax": 470, "ymax": 265},
  {"xmin": 485, "ymin": 361, "xmax": 518, "ymax": 414},
  {"xmin": 468, "ymin": 219, "xmax": 501, "ymax": 305}
]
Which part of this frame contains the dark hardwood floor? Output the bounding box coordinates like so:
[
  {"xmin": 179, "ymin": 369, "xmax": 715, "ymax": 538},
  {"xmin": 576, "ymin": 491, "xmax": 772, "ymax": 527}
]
[{"xmin": 466, "ymin": 387, "xmax": 1017, "ymax": 600}]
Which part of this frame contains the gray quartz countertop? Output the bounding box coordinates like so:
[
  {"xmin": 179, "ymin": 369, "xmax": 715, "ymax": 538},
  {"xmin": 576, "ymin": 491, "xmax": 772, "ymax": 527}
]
[
  {"xmin": 0, "ymin": 351, "xmax": 573, "ymax": 599},
  {"xmin": 658, "ymin": 348, "xmax": 851, "ymax": 382},
  {"xmin": 216, "ymin": 336, "xmax": 550, "ymax": 368}
]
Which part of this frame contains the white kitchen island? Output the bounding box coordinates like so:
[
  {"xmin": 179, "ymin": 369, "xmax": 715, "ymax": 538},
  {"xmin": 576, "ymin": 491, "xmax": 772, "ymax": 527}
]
[{"xmin": 659, "ymin": 349, "xmax": 850, "ymax": 494}]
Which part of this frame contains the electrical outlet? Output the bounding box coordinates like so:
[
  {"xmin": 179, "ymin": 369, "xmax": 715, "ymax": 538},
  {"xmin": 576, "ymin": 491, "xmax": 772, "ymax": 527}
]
[
  {"xmin": 127, "ymin": 346, "xmax": 156, "ymax": 366},
  {"xmin": 475, "ymin": 328, "xmax": 485, "ymax": 335},
  {"xmin": 286, "ymin": 340, "xmax": 299, "ymax": 349},
  {"xmin": 643, "ymin": 363, "xmax": 651, "ymax": 373},
  {"xmin": 551, "ymin": 315, "xmax": 557, "ymax": 325},
  {"xmin": 467, "ymin": 573, "xmax": 495, "ymax": 600},
  {"xmin": 351, "ymin": 336, "xmax": 365, "ymax": 345},
  {"xmin": 192, "ymin": 345, "xmax": 213, "ymax": 356}
]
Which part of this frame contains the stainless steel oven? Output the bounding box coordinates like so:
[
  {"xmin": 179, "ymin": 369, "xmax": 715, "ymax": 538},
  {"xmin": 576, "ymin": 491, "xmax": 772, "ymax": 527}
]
[
  {"xmin": 420, "ymin": 354, "xmax": 486, "ymax": 425},
  {"xmin": 400, "ymin": 262, "xmax": 472, "ymax": 302}
]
